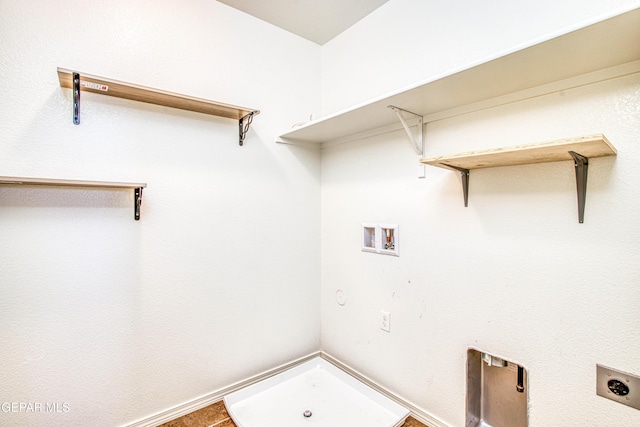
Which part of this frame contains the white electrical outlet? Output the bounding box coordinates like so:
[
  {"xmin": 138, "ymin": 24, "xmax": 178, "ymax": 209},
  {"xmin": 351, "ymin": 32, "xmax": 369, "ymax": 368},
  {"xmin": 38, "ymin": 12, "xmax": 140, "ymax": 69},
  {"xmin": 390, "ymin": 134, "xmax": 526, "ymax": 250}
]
[{"xmin": 380, "ymin": 310, "xmax": 390, "ymax": 332}]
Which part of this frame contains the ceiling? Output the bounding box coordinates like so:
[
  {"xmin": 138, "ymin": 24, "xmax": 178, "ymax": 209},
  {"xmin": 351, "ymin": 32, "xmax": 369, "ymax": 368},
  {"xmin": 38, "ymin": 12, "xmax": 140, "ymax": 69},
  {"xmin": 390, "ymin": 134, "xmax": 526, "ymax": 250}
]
[{"xmin": 217, "ymin": 0, "xmax": 390, "ymax": 45}]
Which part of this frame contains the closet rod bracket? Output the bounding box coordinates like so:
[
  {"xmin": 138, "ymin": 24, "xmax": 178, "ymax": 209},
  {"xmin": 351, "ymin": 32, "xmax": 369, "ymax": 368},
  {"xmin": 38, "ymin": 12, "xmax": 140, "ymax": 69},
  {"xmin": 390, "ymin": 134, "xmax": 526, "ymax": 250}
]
[
  {"xmin": 239, "ymin": 111, "xmax": 258, "ymax": 146},
  {"xmin": 442, "ymin": 164, "xmax": 470, "ymax": 207},
  {"xmin": 388, "ymin": 105, "xmax": 423, "ymax": 156},
  {"xmin": 134, "ymin": 187, "xmax": 143, "ymax": 221},
  {"xmin": 569, "ymin": 151, "xmax": 588, "ymax": 223}
]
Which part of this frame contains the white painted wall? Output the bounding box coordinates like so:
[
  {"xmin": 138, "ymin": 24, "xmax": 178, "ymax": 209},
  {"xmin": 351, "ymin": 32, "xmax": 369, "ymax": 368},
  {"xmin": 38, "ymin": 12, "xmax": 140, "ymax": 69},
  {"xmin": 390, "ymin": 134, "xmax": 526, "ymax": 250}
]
[
  {"xmin": 0, "ymin": 1, "xmax": 321, "ymax": 426},
  {"xmin": 320, "ymin": 1, "xmax": 640, "ymax": 426}
]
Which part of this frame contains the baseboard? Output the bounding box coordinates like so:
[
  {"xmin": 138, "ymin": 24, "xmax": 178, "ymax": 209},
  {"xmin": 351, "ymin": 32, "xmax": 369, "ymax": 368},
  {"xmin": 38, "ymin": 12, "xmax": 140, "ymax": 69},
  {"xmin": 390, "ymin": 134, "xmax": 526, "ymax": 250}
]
[{"xmin": 124, "ymin": 350, "xmax": 449, "ymax": 427}]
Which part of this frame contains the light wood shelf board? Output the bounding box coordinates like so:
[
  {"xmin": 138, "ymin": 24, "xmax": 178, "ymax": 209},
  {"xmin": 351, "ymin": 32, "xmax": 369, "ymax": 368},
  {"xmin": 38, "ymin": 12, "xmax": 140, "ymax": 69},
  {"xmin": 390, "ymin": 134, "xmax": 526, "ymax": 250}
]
[
  {"xmin": 57, "ymin": 68, "xmax": 259, "ymax": 120},
  {"xmin": 0, "ymin": 176, "xmax": 147, "ymax": 189},
  {"xmin": 420, "ymin": 134, "xmax": 616, "ymax": 171}
]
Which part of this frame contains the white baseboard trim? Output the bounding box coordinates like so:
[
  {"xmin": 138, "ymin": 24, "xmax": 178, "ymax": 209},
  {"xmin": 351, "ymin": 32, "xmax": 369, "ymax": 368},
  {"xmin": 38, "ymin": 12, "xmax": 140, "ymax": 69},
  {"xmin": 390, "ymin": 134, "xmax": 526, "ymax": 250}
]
[{"xmin": 124, "ymin": 351, "xmax": 449, "ymax": 427}]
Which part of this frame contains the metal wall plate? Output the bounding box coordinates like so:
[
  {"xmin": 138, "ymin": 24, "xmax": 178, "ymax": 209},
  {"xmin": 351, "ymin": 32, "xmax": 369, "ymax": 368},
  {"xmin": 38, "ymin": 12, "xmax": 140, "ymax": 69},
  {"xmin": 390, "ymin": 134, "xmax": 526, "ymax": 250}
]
[
  {"xmin": 596, "ymin": 364, "xmax": 640, "ymax": 411},
  {"xmin": 467, "ymin": 349, "xmax": 528, "ymax": 427}
]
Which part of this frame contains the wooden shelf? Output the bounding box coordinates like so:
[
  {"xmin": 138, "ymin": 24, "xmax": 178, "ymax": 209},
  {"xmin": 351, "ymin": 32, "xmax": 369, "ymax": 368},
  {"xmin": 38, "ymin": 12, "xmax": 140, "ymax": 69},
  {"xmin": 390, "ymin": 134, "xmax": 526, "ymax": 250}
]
[
  {"xmin": 420, "ymin": 134, "xmax": 617, "ymax": 170},
  {"xmin": 0, "ymin": 176, "xmax": 146, "ymax": 189},
  {"xmin": 57, "ymin": 68, "xmax": 258, "ymax": 120},
  {"xmin": 419, "ymin": 134, "xmax": 617, "ymax": 223},
  {"xmin": 0, "ymin": 176, "xmax": 147, "ymax": 220},
  {"xmin": 57, "ymin": 68, "xmax": 260, "ymax": 145},
  {"xmin": 277, "ymin": 7, "xmax": 640, "ymax": 145}
]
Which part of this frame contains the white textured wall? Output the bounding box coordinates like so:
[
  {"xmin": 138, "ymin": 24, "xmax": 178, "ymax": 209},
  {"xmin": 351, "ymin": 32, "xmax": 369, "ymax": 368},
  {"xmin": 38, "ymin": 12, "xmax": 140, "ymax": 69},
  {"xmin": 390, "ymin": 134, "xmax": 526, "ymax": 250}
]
[
  {"xmin": 0, "ymin": 1, "xmax": 321, "ymax": 426},
  {"xmin": 320, "ymin": 1, "xmax": 640, "ymax": 426}
]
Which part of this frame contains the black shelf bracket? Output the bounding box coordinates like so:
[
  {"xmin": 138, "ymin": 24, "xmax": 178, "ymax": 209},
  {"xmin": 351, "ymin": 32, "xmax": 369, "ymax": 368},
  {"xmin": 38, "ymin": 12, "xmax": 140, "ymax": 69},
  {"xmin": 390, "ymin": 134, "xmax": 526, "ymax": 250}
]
[
  {"xmin": 73, "ymin": 72, "xmax": 81, "ymax": 125},
  {"xmin": 134, "ymin": 187, "xmax": 143, "ymax": 221},
  {"xmin": 517, "ymin": 365, "xmax": 525, "ymax": 393},
  {"xmin": 569, "ymin": 151, "xmax": 589, "ymax": 223},
  {"xmin": 442, "ymin": 153, "xmax": 590, "ymax": 222},
  {"xmin": 442, "ymin": 164, "xmax": 470, "ymax": 207},
  {"xmin": 239, "ymin": 111, "xmax": 257, "ymax": 146}
]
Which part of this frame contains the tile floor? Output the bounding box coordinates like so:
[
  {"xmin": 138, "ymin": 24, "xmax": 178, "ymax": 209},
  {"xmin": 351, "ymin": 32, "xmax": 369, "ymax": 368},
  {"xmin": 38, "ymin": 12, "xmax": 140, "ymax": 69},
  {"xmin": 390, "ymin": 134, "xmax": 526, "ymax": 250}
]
[{"xmin": 158, "ymin": 400, "xmax": 429, "ymax": 427}]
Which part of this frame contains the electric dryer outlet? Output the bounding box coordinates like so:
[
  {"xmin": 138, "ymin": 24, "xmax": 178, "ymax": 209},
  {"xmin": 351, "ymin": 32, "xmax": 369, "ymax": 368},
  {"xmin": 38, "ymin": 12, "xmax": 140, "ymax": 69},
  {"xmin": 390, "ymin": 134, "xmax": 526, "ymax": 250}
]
[{"xmin": 596, "ymin": 364, "xmax": 640, "ymax": 411}]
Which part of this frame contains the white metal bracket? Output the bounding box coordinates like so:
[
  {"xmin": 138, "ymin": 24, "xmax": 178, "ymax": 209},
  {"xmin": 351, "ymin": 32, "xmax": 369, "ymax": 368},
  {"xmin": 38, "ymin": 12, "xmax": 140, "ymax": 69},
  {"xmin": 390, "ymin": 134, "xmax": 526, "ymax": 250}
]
[
  {"xmin": 388, "ymin": 106, "xmax": 425, "ymax": 178},
  {"xmin": 388, "ymin": 105, "xmax": 423, "ymax": 155}
]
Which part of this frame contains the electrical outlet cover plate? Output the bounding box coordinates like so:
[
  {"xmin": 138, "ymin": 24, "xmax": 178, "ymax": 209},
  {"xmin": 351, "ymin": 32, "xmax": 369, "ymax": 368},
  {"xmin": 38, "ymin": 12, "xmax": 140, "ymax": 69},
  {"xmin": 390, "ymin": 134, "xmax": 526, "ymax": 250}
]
[{"xmin": 596, "ymin": 364, "xmax": 640, "ymax": 411}]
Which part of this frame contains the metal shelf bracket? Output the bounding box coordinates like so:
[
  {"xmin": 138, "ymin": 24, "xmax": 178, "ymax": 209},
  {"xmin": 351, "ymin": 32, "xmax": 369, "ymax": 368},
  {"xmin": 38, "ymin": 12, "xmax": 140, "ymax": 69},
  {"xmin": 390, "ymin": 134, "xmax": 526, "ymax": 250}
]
[
  {"xmin": 438, "ymin": 151, "xmax": 589, "ymax": 221},
  {"xmin": 134, "ymin": 187, "xmax": 143, "ymax": 221},
  {"xmin": 442, "ymin": 164, "xmax": 470, "ymax": 207},
  {"xmin": 569, "ymin": 151, "xmax": 589, "ymax": 223},
  {"xmin": 73, "ymin": 72, "xmax": 81, "ymax": 125},
  {"xmin": 239, "ymin": 111, "xmax": 257, "ymax": 146},
  {"xmin": 388, "ymin": 106, "xmax": 423, "ymax": 155},
  {"xmin": 388, "ymin": 106, "xmax": 425, "ymax": 178}
]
